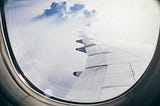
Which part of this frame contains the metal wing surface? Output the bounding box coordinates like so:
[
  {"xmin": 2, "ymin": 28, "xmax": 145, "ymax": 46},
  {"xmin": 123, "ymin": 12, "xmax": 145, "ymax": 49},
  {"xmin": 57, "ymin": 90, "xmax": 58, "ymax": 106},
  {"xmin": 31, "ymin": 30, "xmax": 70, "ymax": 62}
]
[{"xmin": 66, "ymin": 34, "xmax": 147, "ymax": 102}]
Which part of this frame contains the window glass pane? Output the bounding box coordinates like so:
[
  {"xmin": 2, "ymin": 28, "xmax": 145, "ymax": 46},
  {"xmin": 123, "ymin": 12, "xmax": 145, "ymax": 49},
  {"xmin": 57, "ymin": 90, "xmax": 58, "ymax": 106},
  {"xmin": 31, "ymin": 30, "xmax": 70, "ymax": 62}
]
[{"xmin": 4, "ymin": 0, "xmax": 160, "ymax": 103}]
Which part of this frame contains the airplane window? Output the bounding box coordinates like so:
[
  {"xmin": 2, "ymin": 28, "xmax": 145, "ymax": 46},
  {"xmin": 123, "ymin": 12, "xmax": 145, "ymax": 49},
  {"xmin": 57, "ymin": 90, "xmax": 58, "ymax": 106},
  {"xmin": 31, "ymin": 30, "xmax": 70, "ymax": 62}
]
[{"xmin": 4, "ymin": 0, "xmax": 160, "ymax": 103}]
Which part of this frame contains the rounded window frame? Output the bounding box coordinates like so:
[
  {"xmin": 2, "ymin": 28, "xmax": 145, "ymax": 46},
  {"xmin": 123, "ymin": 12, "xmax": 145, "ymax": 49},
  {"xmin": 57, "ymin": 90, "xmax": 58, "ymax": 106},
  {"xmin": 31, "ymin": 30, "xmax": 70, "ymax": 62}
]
[{"xmin": 0, "ymin": 0, "xmax": 160, "ymax": 106}]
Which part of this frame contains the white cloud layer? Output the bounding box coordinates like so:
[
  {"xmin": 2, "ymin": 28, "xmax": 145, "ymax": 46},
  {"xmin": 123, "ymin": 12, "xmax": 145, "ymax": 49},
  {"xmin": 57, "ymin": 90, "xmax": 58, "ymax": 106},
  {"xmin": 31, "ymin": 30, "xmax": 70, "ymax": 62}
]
[{"xmin": 5, "ymin": 0, "xmax": 160, "ymax": 101}]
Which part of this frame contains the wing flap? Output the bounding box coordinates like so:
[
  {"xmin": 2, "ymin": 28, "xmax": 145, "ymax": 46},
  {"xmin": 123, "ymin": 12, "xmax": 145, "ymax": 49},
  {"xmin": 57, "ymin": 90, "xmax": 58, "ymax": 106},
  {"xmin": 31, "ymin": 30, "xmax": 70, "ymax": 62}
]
[{"xmin": 103, "ymin": 63, "xmax": 135, "ymax": 87}]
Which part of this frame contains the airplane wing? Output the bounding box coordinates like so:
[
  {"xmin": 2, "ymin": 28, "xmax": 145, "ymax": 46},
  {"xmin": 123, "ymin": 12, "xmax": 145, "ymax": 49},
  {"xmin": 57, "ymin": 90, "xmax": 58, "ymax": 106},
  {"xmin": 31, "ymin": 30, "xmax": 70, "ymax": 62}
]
[{"xmin": 66, "ymin": 33, "xmax": 148, "ymax": 102}]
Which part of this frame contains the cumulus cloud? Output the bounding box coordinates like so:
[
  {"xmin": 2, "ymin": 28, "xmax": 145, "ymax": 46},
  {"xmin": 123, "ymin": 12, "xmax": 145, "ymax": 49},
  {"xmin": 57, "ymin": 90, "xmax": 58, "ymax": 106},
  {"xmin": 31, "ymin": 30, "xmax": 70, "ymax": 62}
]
[
  {"xmin": 34, "ymin": 1, "xmax": 96, "ymax": 22},
  {"xmin": 83, "ymin": 9, "xmax": 96, "ymax": 18},
  {"xmin": 70, "ymin": 3, "xmax": 85, "ymax": 13},
  {"xmin": 5, "ymin": 0, "xmax": 160, "ymax": 101},
  {"xmin": 41, "ymin": 2, "xmax": 67, "ymax": 19}
]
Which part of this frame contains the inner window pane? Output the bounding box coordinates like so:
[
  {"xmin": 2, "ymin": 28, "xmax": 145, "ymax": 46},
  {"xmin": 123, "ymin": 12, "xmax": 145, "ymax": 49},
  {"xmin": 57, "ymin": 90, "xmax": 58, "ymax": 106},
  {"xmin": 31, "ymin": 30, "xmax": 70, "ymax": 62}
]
[{"xmin": 4, "ymin": 0, "xmax": 160, "ymax": 103}]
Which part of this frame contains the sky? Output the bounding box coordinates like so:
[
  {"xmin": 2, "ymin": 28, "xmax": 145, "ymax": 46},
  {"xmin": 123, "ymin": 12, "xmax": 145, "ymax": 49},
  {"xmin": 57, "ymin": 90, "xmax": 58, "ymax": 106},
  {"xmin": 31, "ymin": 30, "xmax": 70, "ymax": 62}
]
[{"xmin": 4, "ymin": 0, "xmax": 160, "ymax": 102}]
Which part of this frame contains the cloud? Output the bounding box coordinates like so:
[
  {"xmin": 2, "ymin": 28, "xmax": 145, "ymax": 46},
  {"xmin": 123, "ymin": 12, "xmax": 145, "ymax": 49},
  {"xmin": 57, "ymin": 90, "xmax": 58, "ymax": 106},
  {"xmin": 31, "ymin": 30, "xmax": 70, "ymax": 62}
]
[
  {"xmin": 70, "ymin": 3, "xmax": 85, "ymax": 13},
  {"xmin": 34, "ymin": 1, "xmax": 96, "ymax": 22},
  {"xmin": 83, "ymin": 9, "xmax": 96, "ymax": 18},
  {"xmin": 5, "ymin": 0, "xmax": 160, "ymax": 101},
  {"xmin": 41, "ymin": 2, "xmax": 67, "ymax": 18}
]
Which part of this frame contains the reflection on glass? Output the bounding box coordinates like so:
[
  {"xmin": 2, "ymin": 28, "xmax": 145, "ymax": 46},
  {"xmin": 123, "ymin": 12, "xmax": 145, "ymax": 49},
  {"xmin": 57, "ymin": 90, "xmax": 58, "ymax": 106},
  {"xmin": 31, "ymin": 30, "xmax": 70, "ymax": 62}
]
[{"xmin": 4, "ymin": 0, "xmax": 160, "ymax": 103}]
